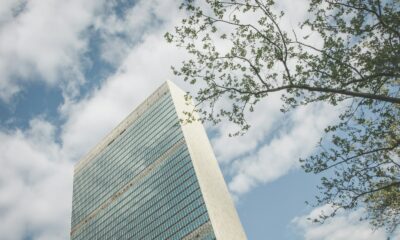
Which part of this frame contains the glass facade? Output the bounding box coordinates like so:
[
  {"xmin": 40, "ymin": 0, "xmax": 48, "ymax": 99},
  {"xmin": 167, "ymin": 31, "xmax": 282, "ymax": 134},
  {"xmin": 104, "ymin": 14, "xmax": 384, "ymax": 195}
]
[{"xmin": 70, "ymin": 91, "xmax": 216, "ymax": 240}]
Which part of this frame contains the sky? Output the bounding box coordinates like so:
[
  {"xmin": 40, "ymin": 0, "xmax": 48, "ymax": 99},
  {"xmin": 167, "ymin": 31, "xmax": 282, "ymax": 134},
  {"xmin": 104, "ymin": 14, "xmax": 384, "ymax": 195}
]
[{"xmin": 0, "ymin": 0, "xmax": 397, "ymax": 240}]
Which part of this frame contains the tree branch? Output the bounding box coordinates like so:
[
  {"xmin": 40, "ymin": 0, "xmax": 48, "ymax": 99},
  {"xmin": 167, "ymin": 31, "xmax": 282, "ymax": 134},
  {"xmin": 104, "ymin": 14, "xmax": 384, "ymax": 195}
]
[
  {"xmin": 321, "ymin": 144, "xmax": 400, "ymax": 172},
  {"xmin": 216, "ymin": 55, "xmax": 269, "ymax": 89},
  {"xmin": 199, "ymin": 12, "xmax": 284, "ymax": 54},
  {"xmin": 325, "ymin": 0, "xmax": 400, "ymax": 38}
]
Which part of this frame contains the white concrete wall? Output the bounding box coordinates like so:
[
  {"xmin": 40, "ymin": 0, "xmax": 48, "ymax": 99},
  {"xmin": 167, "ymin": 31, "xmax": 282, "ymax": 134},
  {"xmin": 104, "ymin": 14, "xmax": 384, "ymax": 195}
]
[{"xmin": 168, "ymin": 81, "xmax": 247, "ymax": 240}]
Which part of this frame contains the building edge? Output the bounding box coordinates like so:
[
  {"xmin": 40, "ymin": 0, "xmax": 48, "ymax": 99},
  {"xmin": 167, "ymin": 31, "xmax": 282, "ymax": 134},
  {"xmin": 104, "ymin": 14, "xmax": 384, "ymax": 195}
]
[
  {"xmin": 74, "ymin": 82, "xmax": 170, "ymax": 173},
  {"xmin": 167, "ymin": 80, "xmax": 247, "ymax": 240}
]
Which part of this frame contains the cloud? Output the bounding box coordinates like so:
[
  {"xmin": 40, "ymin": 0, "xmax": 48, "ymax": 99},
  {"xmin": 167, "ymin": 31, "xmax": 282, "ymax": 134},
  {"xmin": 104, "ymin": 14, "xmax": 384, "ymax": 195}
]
[
  {"xmin": 218, "ymin": 101, "xmax": 338, "ymax": 196},
  {"xmin": 292, "ymin": 205, "xmax": 398, "ymax": 240},
  {"xmin": 60, "ymin": 0, "xmax": 185, "ymax": 162},
  {"xmin": 0, "ymin": 0, "xmax": 105, "ymax": 101},
  {"xmin": 0, "ymin": 119, "xmax": 73, "ymax": 240},
  {"xmin": 94, "ymin": 0, "xmax": 180, "ymax": 66},
  {"xmin": 0, "ymin": 0, "xmax": 25, "ymax": 25},
  {"xmin": 211, "ymin": 94, "xmax": 283, "ymax": 164}
]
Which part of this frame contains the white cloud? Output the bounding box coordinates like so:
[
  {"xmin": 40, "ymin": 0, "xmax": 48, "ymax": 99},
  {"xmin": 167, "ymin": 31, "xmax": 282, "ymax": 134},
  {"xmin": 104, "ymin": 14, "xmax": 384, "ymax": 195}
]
[
  {"xmin": 93, "ymin": 0, "xmax": 184, "ymax": 66},
  {"xmin": 211, "ymin": 94, "xmax": 283, "ymax": 164},
  {"xmin": 222, "ymin": 102, "xmax": 338, "ymax": 196},
  {"xmin": 292, "ymin": 205, "xmax": 399, "ymax": 240},
  {"xmin": 0, "ymin": 119, "xmax": 73, "ymax": 240},
  {"xmin": 0, "ymin": 0, "xmax": 25, "ymax": 25},
  {"xmin": 60, "ymin": 0, "xmax": 185, "ymax": 162},
  {"xmin": 0, "ymin": 0, "xmax": 105, "ymax": 101}
]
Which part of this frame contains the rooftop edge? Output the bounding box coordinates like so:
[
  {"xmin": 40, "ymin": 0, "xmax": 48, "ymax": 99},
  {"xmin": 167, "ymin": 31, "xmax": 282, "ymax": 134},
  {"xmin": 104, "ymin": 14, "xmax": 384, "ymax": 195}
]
[{"xmin": 73, "ymin": 81, "xmax": 177, "ymax": 174}]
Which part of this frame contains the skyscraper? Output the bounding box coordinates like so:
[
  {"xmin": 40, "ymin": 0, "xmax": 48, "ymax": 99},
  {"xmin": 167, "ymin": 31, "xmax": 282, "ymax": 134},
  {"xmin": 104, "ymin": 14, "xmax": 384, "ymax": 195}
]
[{"xmin": 70, "ymin": 81, "xmax": 247, "ymax": 240}]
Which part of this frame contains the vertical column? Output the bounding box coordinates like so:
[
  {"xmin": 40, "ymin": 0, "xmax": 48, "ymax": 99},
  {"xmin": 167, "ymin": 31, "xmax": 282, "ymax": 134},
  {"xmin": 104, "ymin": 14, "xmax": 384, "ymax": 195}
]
[{"xmin": 168, "ymin": 81, "xmax": 247, "ymax": 240}]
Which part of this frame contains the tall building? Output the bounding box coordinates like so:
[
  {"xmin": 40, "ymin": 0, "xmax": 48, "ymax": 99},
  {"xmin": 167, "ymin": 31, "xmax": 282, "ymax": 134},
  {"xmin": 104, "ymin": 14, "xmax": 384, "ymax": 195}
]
[{"xmin": 70, "ymin": 81, "xmax": 247, "ymax": 240}]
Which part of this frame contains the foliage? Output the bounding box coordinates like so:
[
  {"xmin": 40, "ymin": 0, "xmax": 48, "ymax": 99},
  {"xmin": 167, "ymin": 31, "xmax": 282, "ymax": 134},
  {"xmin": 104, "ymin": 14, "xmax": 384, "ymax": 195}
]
[{"xmin": 165, "ymin": 0, "xmax": 400, "ymax": 233}]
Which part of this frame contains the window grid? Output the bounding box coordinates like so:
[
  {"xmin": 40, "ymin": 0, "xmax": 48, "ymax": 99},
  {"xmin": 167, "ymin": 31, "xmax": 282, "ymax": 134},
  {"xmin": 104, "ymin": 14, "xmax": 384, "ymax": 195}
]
[
  {"xmin": 73, "ymin": 94, "xmax": 173, "ymax": 198},
  {"xmin": 73, "ymin": 147, "xmax": 201, "ymax": 239},
  {"xmin": 72, "ymin": 95, "xmax": 181, "ymax": 226},
  {"xmin": 71, "ymin": 91, "xmax": 217, "ymax": 239}
]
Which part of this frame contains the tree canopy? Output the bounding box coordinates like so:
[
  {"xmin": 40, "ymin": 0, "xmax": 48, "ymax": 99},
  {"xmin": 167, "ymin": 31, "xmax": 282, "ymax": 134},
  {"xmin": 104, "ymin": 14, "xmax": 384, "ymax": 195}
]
[{"xmin": 166, "ymin": 0, "xmax": 400, "ymax": 233}]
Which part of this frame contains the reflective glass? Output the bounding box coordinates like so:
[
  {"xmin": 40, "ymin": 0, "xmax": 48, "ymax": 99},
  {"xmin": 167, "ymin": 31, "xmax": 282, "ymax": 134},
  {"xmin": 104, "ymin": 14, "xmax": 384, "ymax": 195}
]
[{"xmin": 71, "ymin": 92, "xmax": 216, "ymax": 240}]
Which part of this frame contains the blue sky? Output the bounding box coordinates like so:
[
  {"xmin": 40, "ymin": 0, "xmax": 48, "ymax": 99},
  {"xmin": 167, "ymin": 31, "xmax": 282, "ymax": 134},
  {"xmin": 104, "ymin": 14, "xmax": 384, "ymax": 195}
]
[{"xmin": 0, "ymin": 1, "xmax": 396, "ymax": 239}]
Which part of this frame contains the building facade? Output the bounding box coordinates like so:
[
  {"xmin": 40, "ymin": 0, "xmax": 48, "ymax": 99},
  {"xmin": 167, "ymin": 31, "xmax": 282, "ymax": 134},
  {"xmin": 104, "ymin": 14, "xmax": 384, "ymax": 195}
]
[{"xmin": 70, "ymin": 81, "xmax": 247, "ymax": 240}]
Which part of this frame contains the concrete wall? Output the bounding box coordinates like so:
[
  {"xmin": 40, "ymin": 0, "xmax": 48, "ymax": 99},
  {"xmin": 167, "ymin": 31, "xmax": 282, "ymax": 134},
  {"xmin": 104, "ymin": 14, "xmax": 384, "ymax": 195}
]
[{"xmin": 168, "ymin": 81, "xmax": 247, "ymax": 240}]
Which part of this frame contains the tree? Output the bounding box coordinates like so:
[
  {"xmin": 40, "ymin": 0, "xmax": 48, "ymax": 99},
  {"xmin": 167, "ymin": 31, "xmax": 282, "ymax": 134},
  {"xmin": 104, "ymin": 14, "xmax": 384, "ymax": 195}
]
[{"xmin": 165, "ymin": 0, "xmax": 400, "ymax": 233}]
